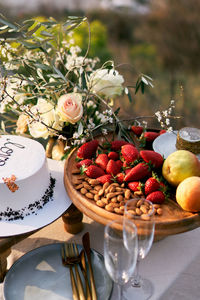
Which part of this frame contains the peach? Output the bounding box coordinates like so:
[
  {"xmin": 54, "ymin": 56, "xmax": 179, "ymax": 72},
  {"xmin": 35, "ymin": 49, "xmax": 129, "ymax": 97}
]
[{"xmin": 176, "ymin": 176, "xmax": 200, "ymax": 212}]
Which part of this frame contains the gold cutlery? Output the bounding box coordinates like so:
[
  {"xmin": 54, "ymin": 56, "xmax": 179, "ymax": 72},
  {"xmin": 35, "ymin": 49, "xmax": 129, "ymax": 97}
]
[
  {"xmin": 82, "ymin": 232, "xmax": 97, "ymax": 300},
  {"xmin": 61, "ymin": 243, "xmax": 86, "ymax": 300},
  {"xmin": 75, "ymin": 245, "xmax": 92, "ymax": 300}
]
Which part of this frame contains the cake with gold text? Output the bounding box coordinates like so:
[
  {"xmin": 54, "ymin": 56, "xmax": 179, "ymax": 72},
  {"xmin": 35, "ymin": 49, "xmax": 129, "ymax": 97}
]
[{"xmin": 0, "ymin": 135, "xmax": 55, "ymax": 221}]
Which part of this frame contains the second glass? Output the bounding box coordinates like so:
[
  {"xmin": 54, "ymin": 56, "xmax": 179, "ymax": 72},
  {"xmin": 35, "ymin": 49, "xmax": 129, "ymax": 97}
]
[
  {"xmin": 124, "ymin": 198, "xmax": 155, "ymax": 300},
  {"xmin": 104, "ymin": 219, "xmax": 138, "ymax": 300}
]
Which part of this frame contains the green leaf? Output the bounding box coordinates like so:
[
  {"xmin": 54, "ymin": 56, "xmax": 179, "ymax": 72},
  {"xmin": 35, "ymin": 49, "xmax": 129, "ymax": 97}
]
[
  {"xmin": 142, "ymin": 74, "xmax": 153, "ymax": 81},
  {"xmin": 135, "ymin": 79, "xmax": 141, "ymax": 94},
  {"xmin": 141, "ymin": 76, "xmax": 149, "ymax": 85},
  {"xmin": 141, "ymin": 82, "xmax": 145, "ymax": 94},
  {"xmin": 44, "ymin": 81, "xmax": 64, "ymax": 87},
  {"xmin": 78, "ymin": 122, "xmax": 84, "ymax": 136},
  {"xmin": 127, "ymin": 88, "xmax": 133, "ymax": 103},
  {"xmin": 114, "ymin": 107, "xmax": 120, "ymax": 115},
  {"xmin": 25, "ymin": 24, "xmax": 41, "ymax": 36},
  {"xmin": 52, "ymin": 66, "xmax": 67, "ymax": 82},
  {"xmin": 81, "ymin": 72, "xmax": 87, "ymax": 90},
  {"xmin": 40, "ymin": 30, "xmax": 54, "ymax": 37},
  {"xmin": 34, "ymin": 63, "xmax": 51, "ymax": 71},
  {"xmin": 18, "ymin": 40, "xmax": 41, "ymax": 49},
  {"xmin": 0, "ymin": 14, "xmax": 18, "ymax": 30}
]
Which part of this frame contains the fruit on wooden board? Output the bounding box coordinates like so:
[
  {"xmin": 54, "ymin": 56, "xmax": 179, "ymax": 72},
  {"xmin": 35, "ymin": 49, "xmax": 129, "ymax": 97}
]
[
  {"xmin": 162, "ymin": 150, "xmax": 200, "ymax": 186},
  {"xmin": 176, "ymin": 176, "xmax": 200, "ymax": 212}
]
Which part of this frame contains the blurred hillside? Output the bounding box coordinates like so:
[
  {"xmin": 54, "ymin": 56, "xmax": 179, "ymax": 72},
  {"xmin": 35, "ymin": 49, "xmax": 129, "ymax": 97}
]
[{"xmin": 0, "ymin": 0, "xmax": 200, "ymax": 129}]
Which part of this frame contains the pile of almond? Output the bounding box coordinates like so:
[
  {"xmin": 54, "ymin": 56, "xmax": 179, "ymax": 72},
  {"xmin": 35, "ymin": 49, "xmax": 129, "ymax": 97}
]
[{"xmin": 72, "ymin": 171, "xmax": 163, "ymax": 216}]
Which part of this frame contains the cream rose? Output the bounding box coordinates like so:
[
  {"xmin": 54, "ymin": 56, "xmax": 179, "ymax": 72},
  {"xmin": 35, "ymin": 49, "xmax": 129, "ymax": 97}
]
[
  {"xmin": 56, "ymin": 93, "xmax": 83, "ymax": 124},
  {"xmin": 28, "ymin": 121, "xmax": 49, "ymax": 139},
  {"xmin": 28, "ymin": 98, "xmax": 63, "ymax": 139},
  {"xmin": 89, "ymin": 68, "xmax": 124, "ymax": 98}
]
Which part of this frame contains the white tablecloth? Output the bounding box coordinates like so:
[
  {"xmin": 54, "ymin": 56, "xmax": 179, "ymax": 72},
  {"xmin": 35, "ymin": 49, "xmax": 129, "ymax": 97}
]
[{"xmin": 1, "ymin": 214, "xmax": 200, "ymax": 300}]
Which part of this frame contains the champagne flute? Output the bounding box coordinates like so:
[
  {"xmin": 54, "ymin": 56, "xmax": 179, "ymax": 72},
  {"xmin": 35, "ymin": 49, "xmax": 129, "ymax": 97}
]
[
  {"xmin": 104, "ymin": 219, "xmax": 138, "ymax": 300},
  {"xmin": 124, "ymin": 198, "xmax": 155, "ymax": 300}
]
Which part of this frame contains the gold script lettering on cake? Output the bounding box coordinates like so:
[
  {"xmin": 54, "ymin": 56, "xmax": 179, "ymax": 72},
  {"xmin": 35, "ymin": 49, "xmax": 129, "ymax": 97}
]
[{"xmin": 0, "ymin": 138, "xmax": 25, "ymax": 166}]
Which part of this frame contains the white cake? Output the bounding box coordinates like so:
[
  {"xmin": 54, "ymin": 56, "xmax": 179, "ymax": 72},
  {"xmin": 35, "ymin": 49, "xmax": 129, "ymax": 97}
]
[{"xmin": 0, "ymin": 135, "xmax": 56, "ymax": 221}]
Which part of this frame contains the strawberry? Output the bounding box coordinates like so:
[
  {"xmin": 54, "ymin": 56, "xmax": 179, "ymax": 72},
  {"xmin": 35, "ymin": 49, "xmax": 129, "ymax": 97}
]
[
  {"xmin": 143, "ymin": 131, "xmax": 159, "ymax": 142},
  {"xmin": 106, "ymin": 159, "xmax": 121, "ymax": 176},
  {"xmin": 85, "ymin": 165, "xmax": 105, "ymax": 178},
  {"xmin": 108, "ymin": 151, "xmax": 119, "ymax": 160},
  {"xmin": 116, "ymin": 160, "xmax": 123, "ymax": 170},
  {"xmin": 140, "ymin": 150, "xmax": 164, "ymax": 169},
  {"xmin": 146, "ymin": 191, "xmax": 165, "ymax": 204},
  {"xmin": 97, "ymin": 174, "xmax": 112, "ymax": 184},
  {"xmin": 144, "ymin": 177, "xmax": 160, "ymax": 195},
  {"xmin": 125, "ymin": 168, "xmax": 132, "ymax": 175},
  {"xmin": 159, "ymin": 129, "xmax": 166, "ymax": 135},
  {"xmin": 116, "ymin": 172, "xmax": 125, "ymax": 184},
  {"xmin": 95, "ymin": 153, "xmax": 108, "ymax": 170},
  {"xmin": 123, "ymin": 160, "xmax": 131, "ymax": 168},
  {"xmin": 77, "ymin": 140, "xmax": 99, "ymax": 159},
  {"xmin": 111, "ymin": 140, "xmax": 129, "ymax": 151},
  {"xmin": 124, "ymin": 163, "xmax": 151, "ymax": 182},
  {"xmin": 131, "ymin": 125, "xmax": 143, "ymax": 136},
  {"xmin": 76, "ymin": 159, "xmax": 93, "ymax": 169},
  {"xmin": 128, "ymin": 181, "xmax": 142, "ymax": 192},
  {"xmin": 159, "ymin": 181, "xmax": 168, "ymax": 193},
  {"xmin": 121, "ymin": 144, "xmax": 140, "ymax": 163}
]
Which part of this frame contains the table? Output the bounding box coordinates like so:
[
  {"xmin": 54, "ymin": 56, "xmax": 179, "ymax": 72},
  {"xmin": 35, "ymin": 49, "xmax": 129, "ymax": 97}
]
[
  {"xmin": 1, "ymin": 214, "xmax": 200, "ymax": 300},
  {"xmin": 1, "ymin": 157, "xmax": 200, "ymax": 299}
]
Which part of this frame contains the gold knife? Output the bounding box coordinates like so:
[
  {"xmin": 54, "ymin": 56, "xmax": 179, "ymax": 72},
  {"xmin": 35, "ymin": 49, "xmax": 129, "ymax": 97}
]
[
  {"xmin": 82, "ymin": 232, "xmax": 97, "ymax": 300},
  {"xmin": 80, "ymin": 250, "xmax": 92, "ymax": 300}
]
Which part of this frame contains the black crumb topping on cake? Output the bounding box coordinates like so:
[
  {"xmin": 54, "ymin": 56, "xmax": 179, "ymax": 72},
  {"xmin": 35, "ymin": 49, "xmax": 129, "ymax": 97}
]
[{"xmin": 0, "ymin": 175, "xmax": 56, "ymax": 221}]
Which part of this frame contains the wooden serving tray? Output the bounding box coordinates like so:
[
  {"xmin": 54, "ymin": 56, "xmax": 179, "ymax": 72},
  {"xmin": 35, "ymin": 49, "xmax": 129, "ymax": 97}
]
[{"xmin": 64, "ymin": 145, "xmax": 200, "ymax": 241}]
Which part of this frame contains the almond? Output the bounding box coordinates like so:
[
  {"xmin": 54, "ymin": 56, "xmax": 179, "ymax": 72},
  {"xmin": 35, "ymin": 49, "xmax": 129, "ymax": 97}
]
[
  {"xmin": 80, "ymin": 188, "xmax": 87, "ymax": 195},
  {"xmin": 96, "ymin": 200, "xmax": 105, "ymax": 208},
  {"xmin": 85, "ymin": 192, "xmax": 94, "ymax": 199}
]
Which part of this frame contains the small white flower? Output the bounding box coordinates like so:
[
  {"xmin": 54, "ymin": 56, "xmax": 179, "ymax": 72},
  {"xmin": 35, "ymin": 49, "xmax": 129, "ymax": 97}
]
[
  {"xmin": 163, "ymin": 110, "xmax": 168, "ymax": 117},
  {"xmin": 165, "ymin": 118, "xmax": 170, "ymax": 126},
  {"xmin": 73, "ymin": 132, "xmax": 80, "ymax": 139},
  {"xmin": 102, "ymin": 128, "xmax": 108, "ymax": 135}
]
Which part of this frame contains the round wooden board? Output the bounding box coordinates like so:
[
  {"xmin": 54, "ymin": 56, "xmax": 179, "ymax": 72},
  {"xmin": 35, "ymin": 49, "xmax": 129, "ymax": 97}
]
[{"xmin": 64, "ymin": 145, "xmax": 200, "ymax": 241}]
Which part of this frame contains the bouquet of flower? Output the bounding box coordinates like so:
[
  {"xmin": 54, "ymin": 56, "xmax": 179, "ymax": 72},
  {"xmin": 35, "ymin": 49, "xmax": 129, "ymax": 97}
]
[{"xmin": 0, "ymin": 15, "xmax": 153, "ymax": 159}]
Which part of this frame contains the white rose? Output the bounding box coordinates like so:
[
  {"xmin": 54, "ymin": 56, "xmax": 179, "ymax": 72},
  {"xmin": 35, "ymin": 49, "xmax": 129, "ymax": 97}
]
[
  {"xmin": 28, "ymin": 98, "xmax": 63, "ymax": 139},
  {"xmin": 28, "ymin": 121, "xmax": 49, "ymax": 139},
  {"xmin": 89, "ymin": 69, "xmax": 124, "ymax": 98},
  {"xmin": 56, "ymin": 93, "xmax": 83, "ymax": 124},
  {"xmin": 33, "ymin": 97, "xmax": 54, "ymax": 114}
]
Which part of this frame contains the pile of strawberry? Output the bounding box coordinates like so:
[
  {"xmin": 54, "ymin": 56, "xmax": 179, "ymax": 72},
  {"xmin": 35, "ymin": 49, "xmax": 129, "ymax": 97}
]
[
  {"xmin": 76, "ymin": 139, "xmax": 170, "ymax": 204},
  {"xmin": 131, "ymin": 125, "xmax": 166, "ymax": 148}
]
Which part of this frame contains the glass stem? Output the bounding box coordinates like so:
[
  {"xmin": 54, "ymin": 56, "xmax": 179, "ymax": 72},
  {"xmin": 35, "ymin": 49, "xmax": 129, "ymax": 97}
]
[
  {"xmin": 118, "ymin": 284, "xmax": 123, "ymax": 300},
  {"xmin": 132, "ymin": 259, "xmax": 141, "ymax": 287}
]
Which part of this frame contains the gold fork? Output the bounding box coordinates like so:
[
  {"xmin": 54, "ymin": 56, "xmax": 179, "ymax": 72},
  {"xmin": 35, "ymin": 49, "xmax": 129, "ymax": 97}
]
[{"xmin": 61, "ymin": 243, "xmax": 86, "ymax": 300}]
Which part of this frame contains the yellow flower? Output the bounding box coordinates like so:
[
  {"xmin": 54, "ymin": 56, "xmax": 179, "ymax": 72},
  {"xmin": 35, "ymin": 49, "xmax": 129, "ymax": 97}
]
[{"xmin": 16, "ymin": 114, "xmax": 29, "ymax": 134}]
